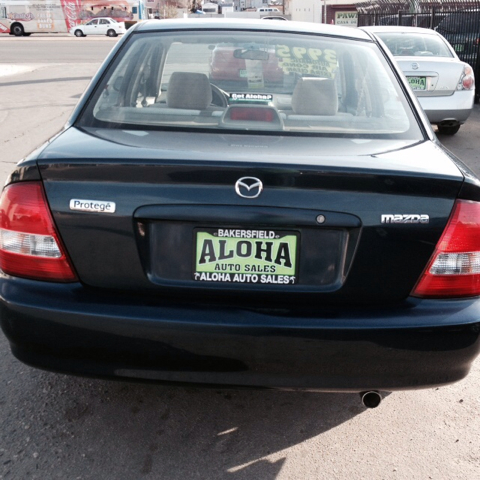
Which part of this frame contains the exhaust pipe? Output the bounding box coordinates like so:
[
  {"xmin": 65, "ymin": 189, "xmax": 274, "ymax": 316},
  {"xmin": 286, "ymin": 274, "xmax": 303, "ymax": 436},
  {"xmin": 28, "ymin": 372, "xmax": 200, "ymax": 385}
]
[{"xmin": 360, "ymin": 391, "xmax": 382, "ymax": 409}]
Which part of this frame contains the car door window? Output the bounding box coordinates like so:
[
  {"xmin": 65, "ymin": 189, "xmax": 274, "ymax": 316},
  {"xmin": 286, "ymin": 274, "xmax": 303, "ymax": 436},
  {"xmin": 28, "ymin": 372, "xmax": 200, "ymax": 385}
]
[
  {"xmin": 96, "ymin": 18, "xmax": 109, "ymax": 34},
  {"xmin": 84, "ymin": 19, "xmax": 98, "ymax": 33}
]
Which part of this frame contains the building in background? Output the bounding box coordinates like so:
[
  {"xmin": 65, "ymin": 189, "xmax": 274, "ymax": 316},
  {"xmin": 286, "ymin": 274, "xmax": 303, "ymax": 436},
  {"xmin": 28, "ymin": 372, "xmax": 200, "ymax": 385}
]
[
  {"xmin": 145, "ymin": 0, "xmax": 178, "ymax": 18},
  {"xmin": 291, "ymin": 0, "xmax": 360, "ymax": 25}
]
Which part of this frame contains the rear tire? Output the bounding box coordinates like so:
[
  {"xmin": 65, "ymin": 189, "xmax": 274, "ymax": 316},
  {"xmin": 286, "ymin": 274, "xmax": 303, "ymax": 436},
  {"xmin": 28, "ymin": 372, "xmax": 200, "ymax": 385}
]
[
  {"xmin": 107, "ymin": 29, "xmax": 117, "ymax": 37},
  {"xmin": 11, "ymin": 24, "xmax": 24, "ymax": 37},
  {"xmin": 74, "ymin": 29, "xmax": 84, "ymax": 37},
  {"xmin": 437, "ymin": 124, "xmax": 461, "ymax": 136}
]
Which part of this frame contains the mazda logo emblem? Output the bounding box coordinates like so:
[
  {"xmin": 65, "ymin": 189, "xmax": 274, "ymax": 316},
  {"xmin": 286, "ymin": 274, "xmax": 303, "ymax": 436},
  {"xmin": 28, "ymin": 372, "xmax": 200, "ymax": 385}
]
[
  {"xmin": 411, "ymin": 62, "xmax": 419, "ymax": 70},
  {"xmin": 235, "ymin": 177, "xmax": 263, "ymax": 199}
]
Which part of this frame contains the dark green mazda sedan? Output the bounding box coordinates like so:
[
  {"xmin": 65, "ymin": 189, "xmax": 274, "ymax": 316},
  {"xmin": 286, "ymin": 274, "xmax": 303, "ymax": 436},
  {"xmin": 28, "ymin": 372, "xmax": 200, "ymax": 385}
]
[{"xmin": 1, "ymin": 19, "xmax": 479, "ymax": 407}]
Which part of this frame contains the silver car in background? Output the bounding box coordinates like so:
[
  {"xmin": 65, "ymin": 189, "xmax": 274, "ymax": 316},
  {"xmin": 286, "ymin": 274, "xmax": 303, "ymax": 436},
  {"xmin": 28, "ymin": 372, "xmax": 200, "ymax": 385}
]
[{"xmin": 362, "ymin": 26, "xmax": 475, "ymax": 135}]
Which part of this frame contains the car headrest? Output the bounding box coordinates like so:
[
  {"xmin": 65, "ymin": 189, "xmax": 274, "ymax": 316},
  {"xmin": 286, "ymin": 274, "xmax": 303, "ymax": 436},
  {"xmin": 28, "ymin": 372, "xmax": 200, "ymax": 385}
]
[
  {"xmin": 167, "ymin": 72, "xmax": 213, "ymax": 110},
  {"xmin": 291, "ymin": 78, "xmax": 338, "ymax": 116}
]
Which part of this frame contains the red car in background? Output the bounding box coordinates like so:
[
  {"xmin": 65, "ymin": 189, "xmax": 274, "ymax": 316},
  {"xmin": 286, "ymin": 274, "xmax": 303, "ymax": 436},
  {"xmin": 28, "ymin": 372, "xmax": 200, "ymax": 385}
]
[{"xmin": 210, "ymin": 45, "xmax": 284, "ymax": 86}]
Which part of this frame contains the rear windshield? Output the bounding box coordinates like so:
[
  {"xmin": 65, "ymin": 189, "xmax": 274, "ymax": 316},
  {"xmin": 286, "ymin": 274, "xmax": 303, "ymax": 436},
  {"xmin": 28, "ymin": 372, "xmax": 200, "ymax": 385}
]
[
  {"xmin": 77, "ymin": 29, "xmax": 422, "ymax": 138},
  {"xmin": 376, "ymin": 32, "xmax": 453, "ymax": 58}
]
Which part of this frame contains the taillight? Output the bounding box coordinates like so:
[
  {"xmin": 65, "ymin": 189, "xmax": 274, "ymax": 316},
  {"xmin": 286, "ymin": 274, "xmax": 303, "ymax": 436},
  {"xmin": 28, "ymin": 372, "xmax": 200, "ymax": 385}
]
[
  {"xmin": 0, "ymin": 182, "xmax": 77, "ymax": 282},
  {"xmin": 412, "ymin": 200, "xmax": 480, "ymax": 298},
  {"xmin": 457, "ymin": 64, "xmax": 475, "ymax": 91}
]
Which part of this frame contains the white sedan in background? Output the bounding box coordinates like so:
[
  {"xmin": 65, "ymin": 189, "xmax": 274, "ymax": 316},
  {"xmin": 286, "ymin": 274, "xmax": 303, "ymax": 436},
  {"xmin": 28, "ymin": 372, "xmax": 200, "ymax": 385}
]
[
  {"xmin": 71, "ymin": 18, "xmax": 126, "ymax": 38},
  {"xmin": 362, "ymin": 26, "xmax": 475, "ymax": 135}
]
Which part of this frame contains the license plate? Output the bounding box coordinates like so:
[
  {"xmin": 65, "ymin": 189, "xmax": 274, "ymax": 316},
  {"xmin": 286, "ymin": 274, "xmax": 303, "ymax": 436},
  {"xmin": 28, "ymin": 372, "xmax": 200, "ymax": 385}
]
[
  {"xmin": 407, "ymin": 76, "xmax": 426, "ymax": 91},
  {"xmin": 454, "ymin": 44, "xmax": 464, "ymax": 53},
  {"xmin": 194, "ymin": 228, "xmax": 299, "ymax": 285}
]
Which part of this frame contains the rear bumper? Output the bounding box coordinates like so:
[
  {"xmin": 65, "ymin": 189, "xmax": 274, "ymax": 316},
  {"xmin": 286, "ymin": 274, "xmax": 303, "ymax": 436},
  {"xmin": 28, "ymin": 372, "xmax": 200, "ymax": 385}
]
[
  {"xmin": 418, "ymin": 90, "xmax": 474, "ymax": 125},
  {"xmin": 1, "ymin": 276, "xmax": 480, "ymax": 392}
]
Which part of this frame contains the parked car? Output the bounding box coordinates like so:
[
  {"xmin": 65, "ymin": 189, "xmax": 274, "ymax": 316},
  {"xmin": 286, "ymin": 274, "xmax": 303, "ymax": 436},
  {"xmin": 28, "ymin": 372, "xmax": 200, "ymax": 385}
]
[
  {"xmin": 2, "ymin": 19, "xmax": 480, "ymax": 407},
  {"xmin": 70, "ymin": 17, "xmax": 126, "ymax": 37},
  {"xmin": 378, "ymin": 13, "xmax": 434, "ymax": 28},
  {"xmin": 436, "ymin": 10, "xmax": 480, "ymax": 103},
  {"xmin": 361, "ymin": 26, "xmax": 475, "ymax": 135},
  {"xmin": 436, "ymin": 10, "xmax": 480, "ymax": 66},
  {"xmin": 257, "ymin": 7, "xmax": 281, "ymax": 13},
  {"xmin": 261, "ymin": 16, "xmax": 288, "ymax": 20},
  {"xmin": 201, "ymin": 3, "xmax": 218, "ymax": 14},
  {"xmin": 209, "ymin": 44, "xmax": 284, "ymax": 88}
]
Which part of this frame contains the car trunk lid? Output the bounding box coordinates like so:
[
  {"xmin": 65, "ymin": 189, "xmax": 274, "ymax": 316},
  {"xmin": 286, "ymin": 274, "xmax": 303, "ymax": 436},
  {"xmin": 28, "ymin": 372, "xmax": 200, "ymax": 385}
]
[
  {"xmin": 396, "ymin": 57, "xmax": 464, "ymax": 97},
  {"xmin": 35, "ymin": 127, "xmax": 464, "ymax": 305}
]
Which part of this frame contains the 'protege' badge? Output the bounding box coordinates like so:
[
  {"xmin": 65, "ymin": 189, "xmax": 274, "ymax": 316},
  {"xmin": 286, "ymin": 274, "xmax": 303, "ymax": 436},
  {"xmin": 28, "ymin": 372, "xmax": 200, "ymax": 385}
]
[{"xmin": 70, "ymin": 199, "xmax": 116, "ymax": 214}]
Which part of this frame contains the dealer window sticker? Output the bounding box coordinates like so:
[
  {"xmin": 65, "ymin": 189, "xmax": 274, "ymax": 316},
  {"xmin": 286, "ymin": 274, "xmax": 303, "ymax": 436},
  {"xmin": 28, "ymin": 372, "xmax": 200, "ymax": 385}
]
[
  {"xmin": 245, "ymin": 59, "xmax": 265, "ymax": 89},
  {"xmin": 229, "ymin": 93, "xmax": 274, "ymax": 103},
  {"xmin": 275, "ymin": 45, "xmax": 338, "ymax": 78}
]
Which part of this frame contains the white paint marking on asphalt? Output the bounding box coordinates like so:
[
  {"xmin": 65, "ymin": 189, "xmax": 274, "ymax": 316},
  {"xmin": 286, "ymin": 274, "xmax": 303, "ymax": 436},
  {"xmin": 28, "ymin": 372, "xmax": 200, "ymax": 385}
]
[{"xmin": 0, "ymin": 64, "xmax": 38, "ymax": 78}]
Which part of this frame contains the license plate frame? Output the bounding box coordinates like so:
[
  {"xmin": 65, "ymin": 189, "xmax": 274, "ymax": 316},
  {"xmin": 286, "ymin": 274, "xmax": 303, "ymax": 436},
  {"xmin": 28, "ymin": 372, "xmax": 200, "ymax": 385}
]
[
  {"xmin": 407, "ymin": 76, "xmax": 427, "ymax": 91},
  {"xmin": 193, "ymin": 228, "xmax": 299, "ymax": 285}
]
